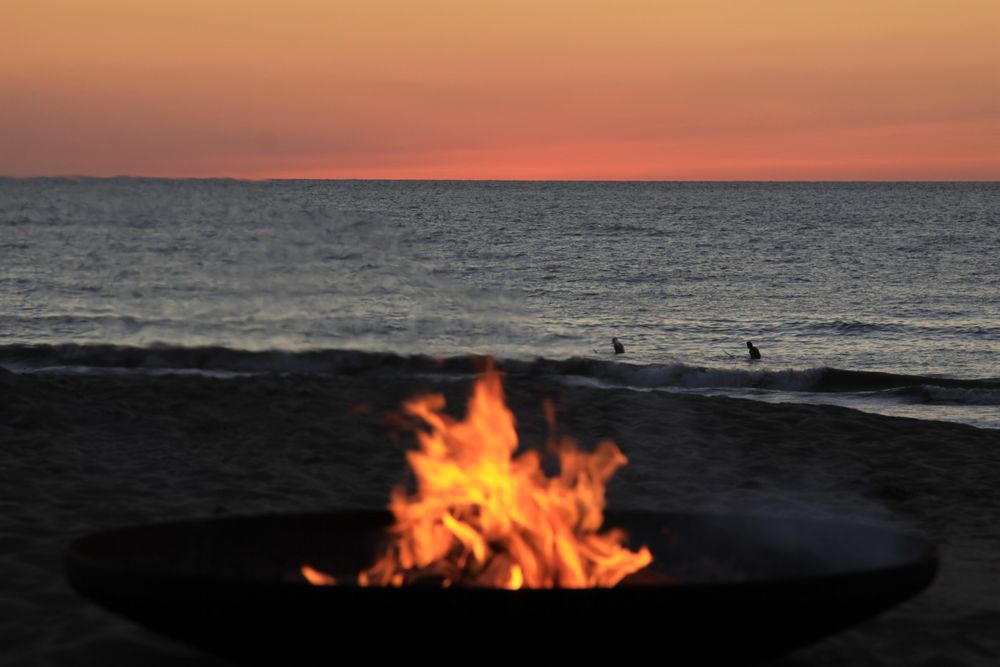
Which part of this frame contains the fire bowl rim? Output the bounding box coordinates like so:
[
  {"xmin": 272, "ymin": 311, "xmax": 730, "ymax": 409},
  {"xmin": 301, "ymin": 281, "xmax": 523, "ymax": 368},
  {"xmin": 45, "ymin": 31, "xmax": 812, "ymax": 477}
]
[
  {"xmin": 65, "ymin": 509, "xmax": 939, "ymax": 592},
  {"xmin": 63, "ymin": 510, "xmax": 940, "ymax": 665}
]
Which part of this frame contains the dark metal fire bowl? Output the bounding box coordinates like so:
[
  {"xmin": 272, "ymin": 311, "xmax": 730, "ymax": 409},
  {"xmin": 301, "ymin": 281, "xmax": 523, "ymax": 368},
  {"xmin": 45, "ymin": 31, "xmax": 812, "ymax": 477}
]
[{"xmin": 66, "ymin": 511, "xmax": 937, "ymax": 665}]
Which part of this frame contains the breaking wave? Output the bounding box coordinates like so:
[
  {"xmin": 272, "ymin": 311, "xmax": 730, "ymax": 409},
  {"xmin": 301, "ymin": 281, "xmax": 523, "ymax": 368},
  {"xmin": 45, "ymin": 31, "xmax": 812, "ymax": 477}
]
[{"xmin": 2, "ymin": 344, "xmax": 998, "ymax": 406}]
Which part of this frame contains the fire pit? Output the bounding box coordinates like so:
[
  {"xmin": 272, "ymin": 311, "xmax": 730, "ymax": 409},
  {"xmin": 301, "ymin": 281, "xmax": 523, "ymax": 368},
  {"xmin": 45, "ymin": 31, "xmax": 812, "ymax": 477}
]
[
  {"xmin": 66, "ymin": 510, "xmax": 936, "ymax": 664},
  {"xmin": 65, "ymin": 367, "xmax": 938, "ymax": 662}
]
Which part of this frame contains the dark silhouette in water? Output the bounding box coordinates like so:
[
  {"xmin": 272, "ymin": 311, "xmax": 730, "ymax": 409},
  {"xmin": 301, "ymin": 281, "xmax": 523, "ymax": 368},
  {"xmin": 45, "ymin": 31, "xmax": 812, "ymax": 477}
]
[
  {"xmin": 747, "ymin": 340, "xmax": 761, "ymax": 360},
  {"xmin": 612, "ymin": 337, "xmax": 625, "ymax": 354}
]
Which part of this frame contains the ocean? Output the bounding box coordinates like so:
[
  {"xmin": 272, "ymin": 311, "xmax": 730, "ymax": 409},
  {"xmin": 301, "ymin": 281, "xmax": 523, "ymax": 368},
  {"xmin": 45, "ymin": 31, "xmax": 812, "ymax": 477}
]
[{"xmin": 1, "ymin": 178, "xmax": 998, "ymax": 428}]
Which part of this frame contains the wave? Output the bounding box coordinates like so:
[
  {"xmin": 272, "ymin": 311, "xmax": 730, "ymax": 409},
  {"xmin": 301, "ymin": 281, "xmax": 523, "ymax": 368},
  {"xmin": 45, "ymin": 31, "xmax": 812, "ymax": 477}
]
[
  {"xmin": 504, "ymin": 358, "xmax": 1000, "ymax": 399},
  {"xmin": 2, "ymin": 344, "xmax": 998, "ymax": 401},
  {"xmin": 882, "ymin": 385, "xmax": 1000, "ymax": 407},
  {"xmin": 0, "ymin": 343, "xmax": 465, "ymax": 376},
  {"xmin": 824, "ymin": 320, "xmax": 892, "ymax": 333},
  {"xmin": 785, "ymin": 319, "xmax": 1000, "ymax": 337}
]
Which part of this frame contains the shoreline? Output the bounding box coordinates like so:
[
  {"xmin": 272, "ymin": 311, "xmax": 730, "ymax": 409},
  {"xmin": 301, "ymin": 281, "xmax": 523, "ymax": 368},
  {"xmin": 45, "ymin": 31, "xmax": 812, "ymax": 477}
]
[
  {"xmin": 2, "ymin": 371, "xmax": 999, "ymax": 665},
  {"xmin": 2, "ymin": 343, "xmax": 998, "ymax": 432}
]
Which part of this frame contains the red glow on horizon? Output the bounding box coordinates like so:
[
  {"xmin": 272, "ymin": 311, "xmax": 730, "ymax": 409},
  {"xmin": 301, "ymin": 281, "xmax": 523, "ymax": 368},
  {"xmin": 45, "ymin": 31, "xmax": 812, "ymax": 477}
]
[{"xmin": 3, "ymin": 1, "xmax": 998, "ymax": 180}]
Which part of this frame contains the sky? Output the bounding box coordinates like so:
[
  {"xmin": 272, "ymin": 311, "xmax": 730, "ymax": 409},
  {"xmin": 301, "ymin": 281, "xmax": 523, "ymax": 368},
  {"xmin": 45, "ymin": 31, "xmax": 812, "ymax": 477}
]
[{"xmin": 2, "ymin": 1, "xmax": 998, "ymax": 180}]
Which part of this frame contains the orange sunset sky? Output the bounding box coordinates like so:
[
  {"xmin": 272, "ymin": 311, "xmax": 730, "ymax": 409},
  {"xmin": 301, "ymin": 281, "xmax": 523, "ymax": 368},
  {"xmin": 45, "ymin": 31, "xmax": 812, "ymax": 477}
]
[{"xmin": 2, "ymin": 1, "xmax": 998, "ymax": 180}]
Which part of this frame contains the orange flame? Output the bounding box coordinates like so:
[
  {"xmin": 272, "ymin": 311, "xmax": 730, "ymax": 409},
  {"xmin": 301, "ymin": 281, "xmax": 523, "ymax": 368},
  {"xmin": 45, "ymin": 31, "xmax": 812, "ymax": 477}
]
[
  {"xmin": 300, "ymin": 564, "xmax": 337, "ymax": 586},
  {"xmin": 303, "ymin": 363, "xmax": 651, "ymax": 588}
]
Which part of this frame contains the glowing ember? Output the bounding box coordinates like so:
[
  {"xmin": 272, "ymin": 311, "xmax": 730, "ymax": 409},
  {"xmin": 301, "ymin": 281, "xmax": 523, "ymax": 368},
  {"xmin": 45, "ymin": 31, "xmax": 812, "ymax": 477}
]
[
  {"xmin": 300, "ymin": 565, "xmax": 337, "ymax": 586},
  {"xmin": 303, "ymin": 363, "xmax": 652, "ymax": 588}
]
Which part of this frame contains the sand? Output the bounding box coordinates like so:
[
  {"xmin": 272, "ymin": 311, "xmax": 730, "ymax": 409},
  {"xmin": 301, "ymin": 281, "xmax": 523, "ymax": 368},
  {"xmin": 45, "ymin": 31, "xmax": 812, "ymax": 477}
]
[{"xmin": 2, "ymin": 370, "xmax": 999, "ymax": 665}]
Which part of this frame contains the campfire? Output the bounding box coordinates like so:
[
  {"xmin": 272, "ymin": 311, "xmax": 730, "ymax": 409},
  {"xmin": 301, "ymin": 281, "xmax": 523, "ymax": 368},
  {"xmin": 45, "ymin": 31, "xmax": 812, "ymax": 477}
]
[
  {"xmin": 64, "ymin": 363, "xmax": 940, "ymax": 663},
  {"xmin": 303, "ymin": 363, "xmax": 652, "ymax": 588}
]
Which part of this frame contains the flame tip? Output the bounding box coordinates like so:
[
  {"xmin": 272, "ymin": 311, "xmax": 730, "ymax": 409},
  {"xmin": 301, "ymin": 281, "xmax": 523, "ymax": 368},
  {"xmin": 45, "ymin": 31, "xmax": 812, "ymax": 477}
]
[{"xmin": 353, "ymin": 368, "xmax": 651, "ymax": 589}]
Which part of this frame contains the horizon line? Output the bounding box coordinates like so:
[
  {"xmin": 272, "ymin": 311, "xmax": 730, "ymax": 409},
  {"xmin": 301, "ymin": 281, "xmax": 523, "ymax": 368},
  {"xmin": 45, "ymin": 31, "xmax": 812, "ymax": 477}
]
[{"xmin": 2, "ymin": 175, "xmax": 998, "ymax": 184}]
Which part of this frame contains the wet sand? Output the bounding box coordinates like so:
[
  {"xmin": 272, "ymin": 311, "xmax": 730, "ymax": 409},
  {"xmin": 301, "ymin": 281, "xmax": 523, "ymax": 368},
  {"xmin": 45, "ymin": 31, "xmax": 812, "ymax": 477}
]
[{"xmin": 2, "ymin": 370, "xmax": 998, "ymax": 665}]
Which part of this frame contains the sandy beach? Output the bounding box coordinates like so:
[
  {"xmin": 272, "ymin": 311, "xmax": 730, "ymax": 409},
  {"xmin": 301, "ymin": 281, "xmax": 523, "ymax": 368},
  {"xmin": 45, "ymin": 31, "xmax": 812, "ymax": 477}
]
[{"xmin": 2, "ymin": 369, "xmax": 999, "ymax": 665}]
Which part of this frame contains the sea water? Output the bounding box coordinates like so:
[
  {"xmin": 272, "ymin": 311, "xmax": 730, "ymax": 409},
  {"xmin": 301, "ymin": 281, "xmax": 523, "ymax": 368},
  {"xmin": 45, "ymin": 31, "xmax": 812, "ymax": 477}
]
[{"xmin": 1, "ymin": 179, "xmax": 997, "ymax": 427}]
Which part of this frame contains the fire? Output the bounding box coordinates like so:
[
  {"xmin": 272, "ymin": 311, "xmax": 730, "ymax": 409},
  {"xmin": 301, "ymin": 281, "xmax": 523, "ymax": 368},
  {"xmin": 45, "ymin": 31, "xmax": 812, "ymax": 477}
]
[
  {"xmin": 300, "ymin": 565, "xmax": 337, "ymax": 586},
  {"xmin": 303, "ymin": 364, "xmax": 652, "ymax": 588}
]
